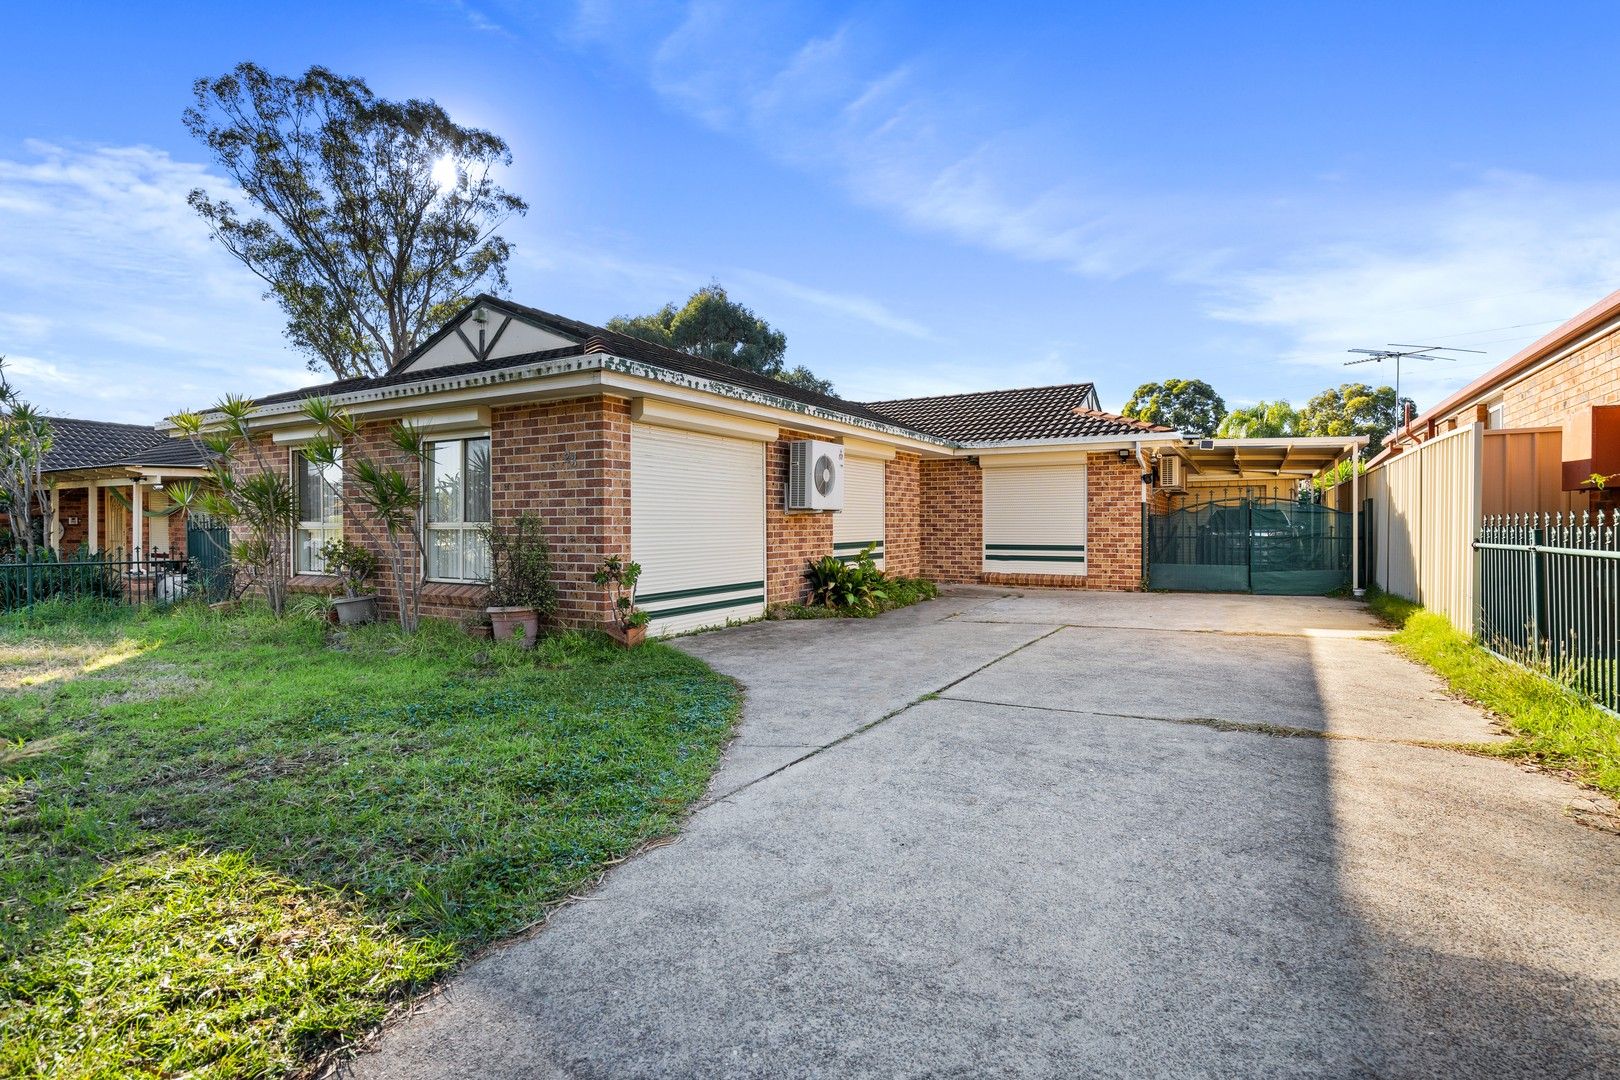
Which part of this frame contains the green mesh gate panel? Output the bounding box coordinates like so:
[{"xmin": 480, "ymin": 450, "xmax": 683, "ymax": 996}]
[{"xmin": 1148, "ymin": 499, "xmax": 1351, "ymax": 595}]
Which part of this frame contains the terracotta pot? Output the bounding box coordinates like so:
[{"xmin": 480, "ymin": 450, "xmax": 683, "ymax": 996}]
[
  {"xmin": 488, "ymin": 606, "xmax": 539, "ymax": 648},
  {"xmin": 605, "ymin": 623, "xmax": 647, "ymax": 649}
]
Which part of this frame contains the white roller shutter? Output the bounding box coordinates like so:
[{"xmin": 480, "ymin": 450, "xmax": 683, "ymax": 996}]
[
  {"xmin": 833, "ymin": 456, "xmax": 886, "ymax": 566},
  {"xmin": 632, "ymin": 424, "xmax": 766, "ymax": 635},
  {"xmin": 982, "ymin": 464, "xmax": 1087, "ymax": 576}
]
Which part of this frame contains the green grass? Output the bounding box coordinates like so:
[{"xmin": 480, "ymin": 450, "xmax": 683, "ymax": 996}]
[
  {"xmin": 0, "ymin": 599, "xmax": 739, "ymax": 1078},
  {"xmin": 1369, "ymin": 590, "xmax": 1620, "ymax": 798}
]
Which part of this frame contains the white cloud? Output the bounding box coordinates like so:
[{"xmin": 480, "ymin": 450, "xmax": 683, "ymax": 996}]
[
  {"xmin": 1202, "ymin": 173, "xmax": 1620, "ymax": 406},
  {"xmin": 727, "ymin": 269, "xmax": 935, "ymax": 341},
  {"xmin": 0, "ymin": 141, "xmax": 307, "ymax": 422}
]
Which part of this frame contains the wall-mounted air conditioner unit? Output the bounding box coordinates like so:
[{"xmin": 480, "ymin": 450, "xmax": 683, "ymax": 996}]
[
  {"xmin": 787, "ymin": 440, "xmax": 844, "ymax": 511},
  {"xmin": 1157, "ymin": 454, "xmax": 1186, "ymax": 492}
]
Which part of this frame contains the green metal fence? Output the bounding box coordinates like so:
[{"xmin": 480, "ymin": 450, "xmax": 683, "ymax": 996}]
[
  {"xmin": 1475, "ymin": 512, "xmax": 1619, "ymax": 716},
  {"xmin": 1146, "ymin": 498, "xmax": 1353, "ymax": 595},
  {"xmin": 0, "ymin": 552, "xmax": 201, "ymax": 613}
]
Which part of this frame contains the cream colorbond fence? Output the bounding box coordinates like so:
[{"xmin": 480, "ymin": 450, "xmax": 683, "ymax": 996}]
[{"xmin": 1366, "ymin": 423, "xmax": 1483, "ymax": 633}]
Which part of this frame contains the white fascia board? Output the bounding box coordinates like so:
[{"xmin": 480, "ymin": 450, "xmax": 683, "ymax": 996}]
[
  {"xmin": 1207, "ymin": 436, "xmax": 1369, "ymax": 449},
  {"xmin": 595, "ymin": 363, "xmax": 952, "ymax": 455},
  {"xmin": 969, "ymin": 432, "xmax": 1184, "ymax": 455}
]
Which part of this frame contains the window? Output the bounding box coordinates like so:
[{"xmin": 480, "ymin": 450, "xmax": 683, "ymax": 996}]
[
  {"xmin": 1487, "ymin": 402, "xmax": 1505, "ymax": 430},
  {"xmin": 425, "ymin": 436, "xmax": 491, "ymax": 582},
  {"xmin": 294, "ymin": 449, "xmax": 342, "ymax": 574}
]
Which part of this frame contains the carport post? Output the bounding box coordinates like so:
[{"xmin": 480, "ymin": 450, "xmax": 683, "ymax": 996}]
[{"xmin": 1351, "ymin": 443, "xmax": 1363, "ymax": 598}]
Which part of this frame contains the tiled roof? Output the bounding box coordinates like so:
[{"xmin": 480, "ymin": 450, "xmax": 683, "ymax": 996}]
[
  {"xmin": 110, "ymin": 438, "xmax": 212, "ymax": 469},
  {"xmin": 863, "ymin": 384, "xmax": 1173, "ymax": 442},
  {"xmin": 255, "ymin": 296, "xmax": 931, "ymax": 434},
  {"xmin": 39, "ymin": 418, "xmax": 167, "ymax": 472}
]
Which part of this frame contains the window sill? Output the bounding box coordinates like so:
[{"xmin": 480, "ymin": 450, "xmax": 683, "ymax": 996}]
[
  {"xmin": 288, "ymin": 574, "xmax": 341, "ymax": 593},
  {"xmin": 422, "ymin": 581, "xmax": 490, "ymax": 604}
]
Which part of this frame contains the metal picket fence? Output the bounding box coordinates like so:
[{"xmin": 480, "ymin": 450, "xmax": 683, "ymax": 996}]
[
  {"xmin": 0, "ymin": 551, "xmax": 202, "ymax": 614},
  {"xmin": 1474, "ymin": 512, "xmax": 1620, "ymax": 715}
]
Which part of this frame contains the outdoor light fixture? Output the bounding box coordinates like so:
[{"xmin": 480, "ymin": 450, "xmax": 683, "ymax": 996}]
[
  {"xmin": 473, "ymin": 307, "xmax": 489, "ymax": 324},
  {"xmin": 1117, "ymin": 449, "xmax": 1131, "ymax": 462}
]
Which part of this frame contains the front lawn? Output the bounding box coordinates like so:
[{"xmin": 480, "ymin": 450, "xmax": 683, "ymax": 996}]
[
  {"xmin": 1370, "ymin": 590, "xmax": 1620, "ymax": 798},
  {"xmin": 0, "ymin": 601, "xmax": 739, "ymax": 1077}
]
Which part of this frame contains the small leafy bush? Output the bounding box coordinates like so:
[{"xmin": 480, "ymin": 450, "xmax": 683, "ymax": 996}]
[
  {"xmin": 318, "ymin": 537, "xmax": 378, "ymax": 597},
  {"xmin": 592, "ymin": 555, "xmax": 650, "ymax": 631},
  {"xmin": 805, "ymin": 543, "xmax": 890, "ymax": 612},
  {"xmin": 484, "ymin": 514, "xmax": 558, "ymax": 616}
]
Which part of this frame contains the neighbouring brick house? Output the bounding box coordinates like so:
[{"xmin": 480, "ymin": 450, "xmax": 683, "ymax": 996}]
[
  {"xmin": 1379, "ymin": 286, "xmax": 1620, "ymax": 512},
  {"xmin": 4, "ymin": 417, "xmax": 211, "ymax": 561},
  {"xmin": 184, "ymin": 295, "xmax": 1187, "ymax": 634}
]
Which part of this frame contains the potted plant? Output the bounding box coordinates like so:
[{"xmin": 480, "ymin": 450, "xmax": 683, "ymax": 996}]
[
  {"xmin": 319, "ymin": 538, "xmax": 379, "ymax": 625},
  {"xmin": 593, "ymin": 555, "xmax": 651, "ymax": 647},
  {"xmin": 483, "ymin": 515, "xmax": 558, "ymax": 648}
]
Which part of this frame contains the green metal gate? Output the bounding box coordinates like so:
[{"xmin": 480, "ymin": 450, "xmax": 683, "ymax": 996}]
[
  {"xmin": 185, "ymin": 512, "xmax": 233, "ymax": 602},
  {"xmin": 1147, "ymin": 498, "xmax": 1352, "ymax": 595}
]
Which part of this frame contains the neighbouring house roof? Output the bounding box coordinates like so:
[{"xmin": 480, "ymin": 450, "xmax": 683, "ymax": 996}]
[
  {"xmin": 30, "ymin": 417, "xmax": 211, "ymax": 475},
  {"xmin": 1394, "ymin": 286, "xmax": 1620, "ymax": 446},
  {"xmin": 863, "ymin": 384, "xmax": 1172, "ymax": 443}
]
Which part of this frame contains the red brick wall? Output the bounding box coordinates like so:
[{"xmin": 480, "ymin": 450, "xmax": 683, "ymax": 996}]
[
  {"xmin": 1082, "ymin": 453, "xmax": 1142, "ymax": 590},
  {"xmin": 766, "ymin": 428, "xmax": 834, "ymax": 604},
  {"xmin": 919, "ymin": 458, "xmax": 982, "ymax": 584},
  {"xmin": 884, "ymin": 452, "xmax": 922, "ymax": 577},
  {"xmin": 491, "ymin": 396, "xmax": 630, "ymax": 626},
  {"xmin": 56, "ymin": 488, "xmax": 88, "ymax": 551}
]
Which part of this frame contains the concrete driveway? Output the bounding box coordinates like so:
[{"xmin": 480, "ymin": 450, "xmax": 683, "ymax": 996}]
[{"xmin": 350, "ymin": 588, "xmax": 1620, "ymax": 1079}]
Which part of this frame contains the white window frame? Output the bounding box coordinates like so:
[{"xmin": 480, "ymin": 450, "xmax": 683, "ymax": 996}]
[
  {"xmin": 423, "ymin": 435, "xmax": 492, "ymax": 584},
  {"xmin": 292, "ymin": 448, "xmax": 342, "ymax": 575}
]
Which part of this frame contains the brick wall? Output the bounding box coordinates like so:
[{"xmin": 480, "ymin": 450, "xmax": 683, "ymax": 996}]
[
  {"xmin": 1494, "ymin": 323, "xmax": 1620, "ymax": 430},
  {"xmin": 56, "ymin": 488, "xmax": 88, "ymax": 550},
  {"xmin": 919, "ymin": 458, "xmax": 982, "ymax": 584},
  {"xmin": 1080, "ymin": 453, "xmax": 1143, "ymax": 590},
  {"xmin": 884, "ymin": 451, "xmax": 921, "ymax": 577},
  {"xmin": 765, "ymin": 427, "xmax": 834, "ymax": 604},
  {"xmin": 490, "ymin": 396, "xmax": 630, "ymax": 626}
]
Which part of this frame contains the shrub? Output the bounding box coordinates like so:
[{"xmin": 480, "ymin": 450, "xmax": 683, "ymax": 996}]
[
  {"xmin": 592, "ymin": 555, "xmax": 650, "ymax": 631},
  {"xmin": 318, "ymin": 537, "xmax": 378, "ymax": 597},
  {"xmin": 484, "ymin": 514, "xmax": 558, "ymax": 616},
  {"xmin": 806, "ymin": 543, "xmax": 889, "ymax": 612}
]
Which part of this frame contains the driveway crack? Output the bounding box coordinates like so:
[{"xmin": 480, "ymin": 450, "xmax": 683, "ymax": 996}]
[{"xmin": 703, "ymin": 624, "xmax": 1067, "ymax": 805}]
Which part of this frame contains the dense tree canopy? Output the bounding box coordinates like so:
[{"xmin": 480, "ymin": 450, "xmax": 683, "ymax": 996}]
[
  {"xmin": 1216, "ymin": 400, "xmax": 1301, "ymax": 438},
  {"xmin": 1297, "ymin": 383, "xmax": 1412, "ymax": 452},
  {"xmin": 1121, "ymin": 378, "xmax": 1227, "ymax": 436},
  {"xmin": 608, "ymin": 283, "xmax": 835, "ymax": 396},
  {"xmin": 185, "ymin": 62, "xmax": 527, "ymax": 379}
]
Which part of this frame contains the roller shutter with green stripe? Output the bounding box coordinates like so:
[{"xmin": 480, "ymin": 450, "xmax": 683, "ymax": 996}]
[
  {"xmin": 832, "ymin": 455, "xmax": 885, "ymax": 566},
  {"xmin": 982, "ymin": 463, "xmax": 1087, "ymax": 576},
  {"xmin": 631, "ymin": 424, "xmax": 766, "ymax": 635}
]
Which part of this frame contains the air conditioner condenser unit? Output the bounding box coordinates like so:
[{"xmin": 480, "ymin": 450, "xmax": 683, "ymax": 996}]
[{"xmin": 787, "ymin": 440, "xmax": 844, "ymax": 511}]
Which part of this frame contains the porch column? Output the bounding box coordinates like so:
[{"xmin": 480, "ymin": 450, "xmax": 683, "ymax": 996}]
[
  {"xmin": 49, "ymin": 485, "xmax": 61, "ymax": 555},
  {"xmin": 87, "ymin": 483, "xmax": 99, "ymax": 554},
  {"xmin": 131, "ymin": 480, "xmax": 144, "ymax": 560},
  {"xmin": 1351, "ymin": 445, "xmax": 1362, "ymax": 597}
]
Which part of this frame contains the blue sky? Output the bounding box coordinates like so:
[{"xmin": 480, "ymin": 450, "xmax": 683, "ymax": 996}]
[{"xmin": 5, "ymin": 1, "xmax": 1620, "ymax": 423}]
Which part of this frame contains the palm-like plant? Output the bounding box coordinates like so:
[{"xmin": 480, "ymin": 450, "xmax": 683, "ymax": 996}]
[
  {"xmin": 169, "ymin": 395, "xmax": 296, "ymax": 614},
  {"xmin": 0, "ymin": 359, "xmax": 56, "ymax": 562}
]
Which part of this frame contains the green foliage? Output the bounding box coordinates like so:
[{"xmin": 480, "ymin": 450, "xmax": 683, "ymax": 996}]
[
  {"xmin": 1310, "ymin": 457, "xmax": 1367, "ymax": 491},
  {"xmin": 1216, "ymin": 399, "xmax": 1300, "ymax": 438},
  {"xmin": 1297, "ymin": 383, "xmax": 1412, "ymax": 453},
  {"xmin": 184, "ymin": 62, "xmax": 528, "ymax": 379},
  {"xmin": 607, "ymin": 282, "xmax": 835, "ymax": 396},
  {"xmin": 806, "ymin": 543, "xmax": 889, "ymax": 612},
  {"xmin": 318, "ymin": 537, "xmax": 378, "ymax": 597},
  {"xmin": 0, "ymin": 603, "xmax": 739, "ymax": 1076},
  {"xmin": 169, "ymin": 399, "xmax": 298, "ymax": 615},
  {"xmin": 592, "ymin": 555, "xmax": 649, "ymax": 630},
  {"xmin": 1369, "ymin": 590, "xmax": 1620, "ymax": 798},
  {"xmin": 0, "ymin": 547, "xmax": 124, "ymax": 611},
  {"xmin": 1122, "ymin": 378, "xmax": 1226, "ymax": 436},
  {"xmin": 0, "ymin": 357, "xmax": 55, "ymax": 561},
  {"xmin": 484, "ymin": 514, "xmax": 558, "ymax": 614}
]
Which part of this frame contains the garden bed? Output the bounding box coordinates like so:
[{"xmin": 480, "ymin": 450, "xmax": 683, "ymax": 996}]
[{"xmin": 0, "ymin": 600, "xmax": 739, "ymax": 1077}]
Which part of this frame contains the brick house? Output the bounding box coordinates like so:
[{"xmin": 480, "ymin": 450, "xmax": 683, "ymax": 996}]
[
  {"xmin": 191, "ymin": 295, "xmax": 1188, "ymax": 633},
  {"xmin": 4, "ymin": 417, "xmax": 211, "ymax": 560},
  {"xmin": 1378, "ymin": 286, "xmax": 1620, "ymax": 512}
]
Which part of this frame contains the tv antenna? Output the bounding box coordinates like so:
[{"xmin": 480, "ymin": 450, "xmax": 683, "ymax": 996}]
[{"xmin": 1344, "ymin": 344, "xmax": 1486, "ymax": 435}]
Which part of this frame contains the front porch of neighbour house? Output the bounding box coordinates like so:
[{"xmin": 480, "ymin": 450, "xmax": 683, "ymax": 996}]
[{"xmin": 1145, "ymin": 436, "xmax": 1368, "ymax": 595}]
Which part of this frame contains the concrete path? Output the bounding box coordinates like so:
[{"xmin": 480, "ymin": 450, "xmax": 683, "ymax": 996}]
[{"xmin": 348, "ymin": 589, "xmax": 1620, "ymax": 1079}]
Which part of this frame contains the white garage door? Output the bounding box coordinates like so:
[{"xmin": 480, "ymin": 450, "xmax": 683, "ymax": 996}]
[
  {"xmin": 982, "ymin": 463, "xmax": 1087, "ymax": 575},
  {"xmin": 632, "ymin": 424, "xmax": 766, "ymax": 635},
  {"xmin": 833, "ymin": 456, "xmax": 886, "ymax": 566}
]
